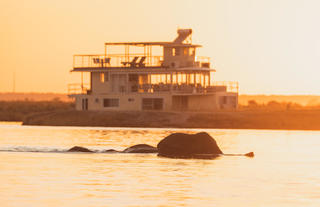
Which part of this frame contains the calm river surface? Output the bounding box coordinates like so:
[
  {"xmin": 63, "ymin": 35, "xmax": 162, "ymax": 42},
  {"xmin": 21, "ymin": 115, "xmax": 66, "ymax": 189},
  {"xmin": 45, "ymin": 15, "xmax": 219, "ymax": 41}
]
[{"xmin": 1, "ymin": 122, "xmax": 320, "ymax": 207}]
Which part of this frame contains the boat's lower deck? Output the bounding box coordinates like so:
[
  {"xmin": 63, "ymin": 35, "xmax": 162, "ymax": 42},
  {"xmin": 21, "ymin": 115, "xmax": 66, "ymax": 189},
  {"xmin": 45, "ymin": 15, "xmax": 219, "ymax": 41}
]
[{"xmin": 70, "ymin": 92, "xmax": 238, "ymax": 111}]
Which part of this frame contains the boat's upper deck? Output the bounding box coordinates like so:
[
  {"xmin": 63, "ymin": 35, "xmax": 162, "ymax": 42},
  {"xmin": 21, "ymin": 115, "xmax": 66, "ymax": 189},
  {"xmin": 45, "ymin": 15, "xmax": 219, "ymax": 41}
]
[
  {"xmin": 72, "ymin": 54, "xmax": 212, "ymax": 71},
  {"xmin": 72, "ymin": 29, "xmax": 213, "ymax": 72}
]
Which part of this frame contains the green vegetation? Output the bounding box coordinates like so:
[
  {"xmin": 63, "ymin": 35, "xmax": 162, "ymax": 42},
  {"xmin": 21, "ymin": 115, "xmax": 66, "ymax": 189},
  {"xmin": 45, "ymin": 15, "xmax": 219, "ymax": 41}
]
[{"xmin": 0, "ymin": 100, "xmax": 74, "ymax": 121}]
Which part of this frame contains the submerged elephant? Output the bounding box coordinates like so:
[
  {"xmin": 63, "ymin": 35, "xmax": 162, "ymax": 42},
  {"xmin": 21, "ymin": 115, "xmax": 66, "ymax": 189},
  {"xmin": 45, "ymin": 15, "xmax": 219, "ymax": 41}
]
[
  {"xmin": 157, "ymin": 132, "xmax": 254, "ymax": 159},
  {"xmin": 67, "ymin": 144, "xmax": 157, "ymax": 153},
  {"xmin": 122, "ymin": 144, "xmax": 158, "ymax": 153},
  {"xmin": 68, "ymin": 146, "xmax": 93, "ymax": 152}
]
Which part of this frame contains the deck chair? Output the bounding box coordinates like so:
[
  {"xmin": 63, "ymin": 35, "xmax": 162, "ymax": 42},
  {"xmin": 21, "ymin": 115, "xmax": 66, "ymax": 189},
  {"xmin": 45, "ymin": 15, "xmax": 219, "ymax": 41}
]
[
  {"xmin": 104, "ymin": 57, "xmax": 111, "ymax": 64},
  {"xmin": 101, "ymin": 57, "xmax": 111, "ymax": 67},
  {"xmin": 138, "ymin": 56, "xmax": 146, "ymax": 67},
  {"xmin": 129, "ymin": 56, "xmax": 139, "ymax": 67},
  {"xmin": 122, "ymin": 57, "xmax": 139, "ymax": 67}
]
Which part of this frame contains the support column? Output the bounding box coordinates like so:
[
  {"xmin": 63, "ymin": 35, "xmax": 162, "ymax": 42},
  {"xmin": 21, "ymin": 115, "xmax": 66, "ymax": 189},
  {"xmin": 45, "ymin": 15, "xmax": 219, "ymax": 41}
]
[
  {"xmin": 81, "ymin": 72, "xmax": 84, "ymax": 91},
  {"xmin": 126, "ymin": 73, "xmax": 129, "ymax": 93},
  {"xmin": 176, "ymin": 72, "xmax": 178, "ymax": 84},
  {"xmin": 170, "ymin": 72, "xmax": 173, "ymax": 93}
]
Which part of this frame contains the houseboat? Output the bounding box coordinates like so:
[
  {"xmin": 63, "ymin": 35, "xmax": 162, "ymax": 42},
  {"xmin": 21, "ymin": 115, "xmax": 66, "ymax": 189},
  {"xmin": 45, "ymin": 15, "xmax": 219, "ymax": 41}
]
[{"xmin": 69, "ymin": 29, "xmax": 238, "ymax": 111}]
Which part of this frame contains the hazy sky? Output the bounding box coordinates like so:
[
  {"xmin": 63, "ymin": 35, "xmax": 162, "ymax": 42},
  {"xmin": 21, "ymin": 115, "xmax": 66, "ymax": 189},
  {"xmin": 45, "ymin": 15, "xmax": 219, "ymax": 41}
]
[{"xmin": 1, "ymin": 0, "xmax": 319, "ymax": 94}]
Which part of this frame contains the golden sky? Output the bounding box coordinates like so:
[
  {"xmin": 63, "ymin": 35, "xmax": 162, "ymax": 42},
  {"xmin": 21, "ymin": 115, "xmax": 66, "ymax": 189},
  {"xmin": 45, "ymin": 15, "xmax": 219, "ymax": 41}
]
[{"xmin": 0, "ymin": 0, "xmax": 319, "ymax": 94}]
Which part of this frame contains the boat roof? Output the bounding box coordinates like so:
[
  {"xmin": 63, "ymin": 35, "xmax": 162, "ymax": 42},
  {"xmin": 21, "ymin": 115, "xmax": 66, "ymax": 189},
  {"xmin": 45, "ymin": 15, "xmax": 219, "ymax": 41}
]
[
  {"xmin": 104, "ymin": 42, "xmax": 202, "ymax": 47},
  {"xmin": 105, "ymin": 29, "xmax": 201, "ymax": 47},
  {"xmin": 71, "ymin": 67, "xmax": 215, "ymax": 73}
]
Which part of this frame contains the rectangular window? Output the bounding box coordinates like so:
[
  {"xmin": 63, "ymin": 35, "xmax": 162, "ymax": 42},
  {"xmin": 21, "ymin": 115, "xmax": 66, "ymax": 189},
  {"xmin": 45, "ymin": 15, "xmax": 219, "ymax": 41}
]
[
  {"xmin": 153, "ymin": 98, "xmax": 163, "ymax": 110},
  {"xmin": 172, "ymin": 48, "xmax": 180, "ymax": 56},
  {"xmin": 104, "ymin": 72, "xmax": 109, "ymax": 82},
  {"xmin": 111, "ymin": 74, "xmax": 127, "ymax": 93},
  {"xmin": 189, "ymin": 74, "xmax": 194, "ymax": 84},
  {"xmin": 166, "ymin": 74, "xmax": 171, "ymax": 83},
  {"xmin": 82, "ymin": 98, "xmax": 88, "ymax": 110},
  {"xmin": 184, "ymin": 48, "xmax": 188, "ymax": 56},
  {"xmin": 189, "ymin": 48, "xmax": 195, "ymax": 56},
  {"xmin": 129, "ymin": 74, "xmax": 138, "ymax": 82},
  {"xmin": 103, "ymin": 99, "xmax": 119, "ymax": 107},
  {"xmin": 100, "ymin": 73, "xmax": 105, "ymax": 83},
  {"xmin": 220, "ymin": 96, "xmax": 228, "ymax": 105},
  {"xmin": 175, "ymin": 48, "xmax": 180, "ymax": 56},
  {"xmin": 142, "ymin": 98, "xmax": 163, "ymax": 110},
  {"xmin": 100, "ymin": 72, "xmax": 109, "ymax": 82}
]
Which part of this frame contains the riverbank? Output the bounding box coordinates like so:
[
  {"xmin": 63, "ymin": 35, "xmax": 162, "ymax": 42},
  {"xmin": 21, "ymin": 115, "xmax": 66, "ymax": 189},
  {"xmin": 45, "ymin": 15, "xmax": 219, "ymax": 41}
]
[
  {"xmin": 0, "ymin": 100, "xmax": 74, "ymax": 121},
  {"xmin": 1, "ymin": 100, "xmax": 320, "ymax": 130},
  {"xmin": 22, "ymin": 109, "xmax": 320, "ymax": 130}
]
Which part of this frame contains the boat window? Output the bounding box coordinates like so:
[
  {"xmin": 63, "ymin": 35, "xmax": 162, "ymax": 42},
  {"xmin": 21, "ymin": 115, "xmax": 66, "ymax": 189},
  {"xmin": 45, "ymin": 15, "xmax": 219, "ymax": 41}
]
[
  {"xmin": 172, "ymin": 73, "xmax": 177, "ymax": 84},
  {"xmin": 210, "ymin": 71, "xmax": 214, "ymax": 86},
  {"xmin": 184, "ymin": 48, "xmax": 188, "ymax": 56},
  {"xmin": 129, "ymin": 74, "xmax": 138, "ymax": 82},
  {"xmin": 204, "ymin": 73, "xmax": 209, "ymax": 87},
  {"xmin": 103, "ymin": 99, "xmax": 119, "ymax": 107},
  {"xmin": 104, "ymin": 72, "xmax": 109, "ymax": 82},
  {"xmin": 150, "ymin": 74, "xmax": 170, "ymax": 84},
  {"xmin": 138, "ymin": 74, "xmax": 148, "ymax": 85},
  {"xmin": 100, "ymin": 73, "xmax": 105, "ymax": 83},
  {"xmin": 189, "ymin": 73, "xmax": 194, "ymax": 84},
  {"xmin": 142, "ymin": 98, "xmax": 163, "ymax": 110},
  {"xmin": 220, "ymin": 96, "xmax": 228, "ymax": 105},
  {"xmin": 172, "ymin": 48, "xmax": 180, "ymax": 56},
  {"xmin": 81, "ymin": 98, "xmax": 88, "ymax": 110},
  {"xmin": 175, "ymin": 73, "xmax": 188, "ymax": 84},
  {"xmin": 111, "ymin": 74, "xmax": 127, "ymax": 93},
  {"xmin": 166, "ymin": 74, "xmax": 171, "ymax": 83},
  {"xmin": 189, "ymin": 48, "xmax": 195, "ymax": 56}
]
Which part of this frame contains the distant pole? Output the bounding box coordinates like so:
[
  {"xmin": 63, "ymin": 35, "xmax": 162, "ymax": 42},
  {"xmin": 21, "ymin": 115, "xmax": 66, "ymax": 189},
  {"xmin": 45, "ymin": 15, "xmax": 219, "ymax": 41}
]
[{"xmin": 13, "ymin": 71, "xmax": 15, "ymax": 93}]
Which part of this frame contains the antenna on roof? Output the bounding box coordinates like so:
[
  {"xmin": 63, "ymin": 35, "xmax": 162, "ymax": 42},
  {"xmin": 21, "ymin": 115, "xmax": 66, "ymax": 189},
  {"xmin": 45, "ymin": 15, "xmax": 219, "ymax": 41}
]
[{"xmin": 173, "ymin": 29, "xmax": 193, "ymax": 44}]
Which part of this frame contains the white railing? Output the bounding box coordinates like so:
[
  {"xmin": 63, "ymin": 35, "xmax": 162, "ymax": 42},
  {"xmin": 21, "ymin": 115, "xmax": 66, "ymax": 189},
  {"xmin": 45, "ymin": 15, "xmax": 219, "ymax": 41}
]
[
  {"xmin": 68, "ymin": 83, "xmax": 90, "ymax": 95},
  {"xmin": 131, "ymin": 82, "xmax": 238, "ymax": 94},
  {"xmin": 68, "ymin": 82, "xmax": 238, "ymax": 95},
  {"xmin": 212, "ymin": 81, "xmax": 239, "ymax": 93},
  {"xmin": 195, "ymin": 56, "xmax": 211, "ymax": 68},
  {"xmin": 73, "ymin": 54, "xmax": 163, "ymax": 68}
]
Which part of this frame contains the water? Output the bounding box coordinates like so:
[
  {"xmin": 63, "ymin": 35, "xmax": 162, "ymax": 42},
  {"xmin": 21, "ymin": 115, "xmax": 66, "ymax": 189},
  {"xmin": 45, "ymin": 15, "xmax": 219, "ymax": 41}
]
[{"xmin": 1, "ymin": 122, "xmax": 320, "ymax": 207}]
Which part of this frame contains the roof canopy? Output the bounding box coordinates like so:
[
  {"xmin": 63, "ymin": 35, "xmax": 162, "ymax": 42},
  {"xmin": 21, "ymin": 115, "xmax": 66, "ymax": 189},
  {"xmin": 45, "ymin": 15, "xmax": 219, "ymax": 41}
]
[
  {"xmin": 105, "ymin": 29, "xmax": 201, "ymax": 47},
  {"xmin": 104, "ymin": 42, "xmax": 201, "ymax": 47}
]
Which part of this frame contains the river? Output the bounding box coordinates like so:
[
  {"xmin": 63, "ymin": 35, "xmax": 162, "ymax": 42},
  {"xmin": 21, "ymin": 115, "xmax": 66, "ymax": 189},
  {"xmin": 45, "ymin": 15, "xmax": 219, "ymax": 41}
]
[{"xmin": 1, "ymin": 122, "xmax": 320, "ymax": 206}]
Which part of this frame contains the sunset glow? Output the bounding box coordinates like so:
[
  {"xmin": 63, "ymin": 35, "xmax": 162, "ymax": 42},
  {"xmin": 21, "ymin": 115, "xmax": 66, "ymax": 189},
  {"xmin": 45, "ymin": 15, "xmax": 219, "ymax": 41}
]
[{"xmin": 1, "ymin": 0, "xmax": 319, "ymax": 95}]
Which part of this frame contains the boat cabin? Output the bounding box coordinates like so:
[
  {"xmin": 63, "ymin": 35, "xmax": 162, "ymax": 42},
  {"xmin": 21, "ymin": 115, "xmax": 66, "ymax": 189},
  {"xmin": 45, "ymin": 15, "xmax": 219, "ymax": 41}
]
[{"xmin": 69, "ymin": 29, "xmax": 238, "ymax": 111}]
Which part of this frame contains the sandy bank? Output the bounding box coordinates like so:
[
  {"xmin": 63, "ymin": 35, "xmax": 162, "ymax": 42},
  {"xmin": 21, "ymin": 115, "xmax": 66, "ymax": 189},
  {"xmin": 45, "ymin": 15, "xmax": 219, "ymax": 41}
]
[{"xmin": 22, "ymin": 110, "xmax": 320, "ymax": 130}]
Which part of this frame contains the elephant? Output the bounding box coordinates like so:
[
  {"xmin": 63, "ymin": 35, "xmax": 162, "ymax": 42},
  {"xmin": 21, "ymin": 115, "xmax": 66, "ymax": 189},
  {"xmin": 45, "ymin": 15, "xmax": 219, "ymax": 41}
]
[
  {"xmin": 67, "ymin": 132, "xmax": 254, "ymax": 159},
  {"xmin": 157, "ymin": 132, "xmax": 254, "ymax": 159}
]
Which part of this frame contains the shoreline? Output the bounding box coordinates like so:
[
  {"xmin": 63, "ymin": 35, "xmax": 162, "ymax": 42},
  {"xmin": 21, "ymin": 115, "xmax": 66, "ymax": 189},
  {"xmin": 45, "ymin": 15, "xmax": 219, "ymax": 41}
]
[{"xmin": 19, "ymin": 109, "xmax": 320, "ymax": 131}]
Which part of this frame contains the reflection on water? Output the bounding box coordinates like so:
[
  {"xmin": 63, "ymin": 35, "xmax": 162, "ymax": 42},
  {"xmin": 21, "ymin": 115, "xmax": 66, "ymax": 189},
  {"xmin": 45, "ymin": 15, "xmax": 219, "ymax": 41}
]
[{"xmin": 1, "ymin": 122, "xmax": 320, "ymax": 206}]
